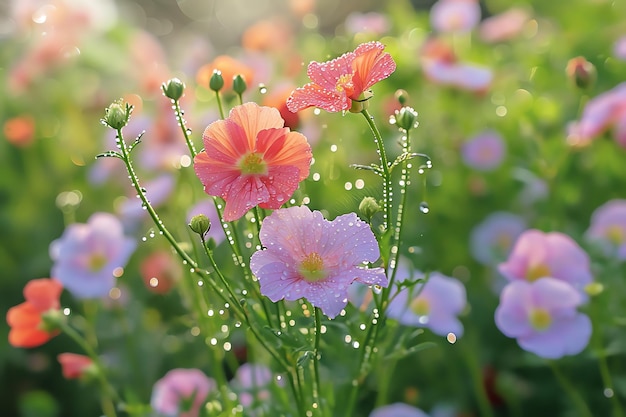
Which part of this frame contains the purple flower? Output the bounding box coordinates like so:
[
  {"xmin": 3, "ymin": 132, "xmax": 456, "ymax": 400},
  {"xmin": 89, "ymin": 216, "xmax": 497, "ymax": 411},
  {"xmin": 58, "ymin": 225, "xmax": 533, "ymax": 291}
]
[
  {"xmin": 118, "ymin": 174, "xmax": 175, "ymax": 225},
  {"xmin": 585, "ymin": 199, "xmax": 626, "ymax": 260},
  {"xmin": 187, "ymin": 199, "xmax": 225, "ymax": 245},
  {"xmin": 430, "ymin": 0, "xmax": 481, "ymax": 33},
  {"xmin": 423, "ymin": 60, "xmax": 493, "ymax": 93},
  {"xmin": 495, "ymin": 278, "xmax": 592, "ymax": 359},
  {"xmin": 387, "ymin": 272, "xmax": 466, "ymax": 337},
  {"xmin": 498, "ymin": 229, "xmax": 593, "ymax": 293},
  {"xmin": 250, "ymin": 206, "xmax": 388, "ymax": 319},
  {"xmin": 461, "ymin": 130, "xmax": 506, "ymax": 171},
  {"xmin": 230, "ymin": 363, "xmax": 276, "ymax": 412},
  {"xmin": 370, "ymin": 403, "xmax": 430, "ymax": 417},
  {"xmin": 614, "ymin": 36, "xmax": 626, "ymax": 61},
  {"xmin": 151, "ymin": 368, "xmax": 216, "ymax": 417},
  {"xmin": 345, "ymin": 12, "xmax": 390, "ymax": 35},
  {"xmin": 470, "ymin": 212, "xmax": 526, "ymax": 265},
  {"xmin": 50, "ymin": 213, "xmax": 136, "ymax": 299}
]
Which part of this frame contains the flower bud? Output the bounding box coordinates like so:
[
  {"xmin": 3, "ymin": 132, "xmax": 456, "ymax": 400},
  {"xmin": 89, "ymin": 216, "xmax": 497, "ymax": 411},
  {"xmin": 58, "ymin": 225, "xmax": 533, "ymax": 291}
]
[
  {"xmin": 566, "ymin": 56, "xmax": 596, "ymax": 89},
  {"xmin": 103, "ymin": 100, "xmax": 130, "ymax": 130},
  {"xmin": 41, "ymin": 309, "xmax": 65, "ymax": 332},
  {"xmin": 394, "ymin": 106, "xmax": 419, "ymax": 131},
  {"xmin": 359, "ymin": 196, "xmax": 381, "ymax": 221},
  {"xmin": 209, "ymin": 70, "xmax": 224, "ymax": 92},
  {"xmin": 394, "ymin": 89, "xmax": 409, "ymax": 105},
  {"xmin": 162, "ymin": 78, "xmax": 185, "ymax": 100},
  {"xmin": 233, "ymin": 74, "xmax": 247, "ymax": 95},
  {"xmin": 189, "ymin": 214, "xmax": 211, "ymax": 236},
  {"xmin": 585, "ymin": 282, "xmax": 604, "ymax": 296}
]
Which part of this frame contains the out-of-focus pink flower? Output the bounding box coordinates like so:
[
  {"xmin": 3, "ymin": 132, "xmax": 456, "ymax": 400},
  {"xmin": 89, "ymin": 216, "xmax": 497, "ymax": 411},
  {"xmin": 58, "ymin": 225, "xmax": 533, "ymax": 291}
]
[
  {"xmin": 585, "ymin": 199, "xmax": 626, "ymax": 260},
  {"xmin": 461, "ymin": 130, "xmax": 506, "ymax": 171},
  {"xmin": 50, "ymin": 213, "xmax": 136, "ymax": 299},
  {"xmin": 470, "ymin": 212, "xmax": 526, "ymax": 266},
  {"xmin": 369, "ymin": 403, "xmax": 430, "ymax": 417},
  {"xmin": 498, "ymin": 229, "xmax": 593, "ymax": 293},
  {"xmin": 242, "ymin": 17, "xmax": 294, "ymax": 53},
  {"xmin": 118, "ymin": 174, "xmax": 175, "ymax": 224},
  {"xmin": 566, "ymin": 83, "xmax": 626, "ymax": 148},
  {"xmin": 7, "ymin": 279, "xmax": 63, "ymax": 348},
  {"xmin": 430, "ymin": 0, "xmax": 481, "ymax": 33},
  {"xmin": 187, "ymin": 199, "xmax": 225, "ymax": 245},
  {"xmin": 345, "ymin": 12, "xmax": 390, "ymax": 36},
  {"xmin": 613, "ymin": 36, "xmax": 626, "ymax": 61},
  {"xmin": 140, "ymin": 250, "xmax": 182, "ymax": 294},
  {"xmin": 479, "ymin": 8, "xmax": 530, "ymax": 43},
  {"xmin": 495, "ymin": 278, "xmax": 591, "ymax": 359},
  {"xmin": 151, "ymin": 368, "xmax": 216, "ymax": 417},
  {"xmin": 57, "ymin": 353, "xmax": 94, "ymax": 379},
  {"xmin": 262, "ymin": 82, "xmax": 300, "ymax": 130},
  {"xmin": 250, "ymin": 206, "xmax": 388, "ymax": 319},
  {"xmin": 194, "ymin": 103, "xmax": 312, "ymax": 221},
  {"xmin": 128, "ymin": 30, "xmax": 171, "ymax": 96},
  {"xmin": 230, "ymin": 363, "xmax": 277, "ymax": 414},
  {"xmin": 421, "ymin": 39, "xmax": 492, "ymax": 93},
  {"xmin": 387, "ymin": 272, "xmax": 466, "ymax": 337},
  {"xmin": 3, "ymin": 116, "xmax": 36, "ymax": 147},
  {"xmin": 287, "ymin": 41, "xmax": 396, "ymax": 113}
]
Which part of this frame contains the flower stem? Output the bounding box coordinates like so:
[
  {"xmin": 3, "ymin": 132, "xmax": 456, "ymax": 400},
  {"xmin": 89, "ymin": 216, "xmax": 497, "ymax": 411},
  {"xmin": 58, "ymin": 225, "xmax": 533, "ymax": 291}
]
[
  {"xmin": 215, "ymin": 91, "xmax": 225, "ymax": 119},
  {"xmin": 549, "ymin": 361, "xmax": 594, "ymax": 417},
  {"xmin": 313, "ymin": 307, "xmax": 323, "ymax": 416},
  {"xmin": 462, "ymin": 333, "xmax": 494, "ymax": 417},
  {"xmin": 172, "ymin": 99, "xmax": 197, "ymax": 157}
]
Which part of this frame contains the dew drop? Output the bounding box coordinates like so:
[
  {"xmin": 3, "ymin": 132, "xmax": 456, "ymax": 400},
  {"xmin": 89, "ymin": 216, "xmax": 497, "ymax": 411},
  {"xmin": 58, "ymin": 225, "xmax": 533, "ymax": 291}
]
[{"xmin": 419, "ymin": 202, "xmax": 430, "ymax": 214}]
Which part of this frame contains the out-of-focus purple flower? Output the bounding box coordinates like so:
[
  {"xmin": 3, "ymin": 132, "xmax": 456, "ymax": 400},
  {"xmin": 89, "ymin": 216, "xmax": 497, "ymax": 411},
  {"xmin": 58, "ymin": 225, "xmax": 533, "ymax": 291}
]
[
  {"xmin": 50, "ymin": 213, "xmax": 136, "ymax": 299},
  {"xmin": 498, "ymin": 229, "xmax": 593, "ymax": 293},
  {"xmin": 614, "ymin": 36, "xmax": 626, "ymax": 61},
  {"xmin": 187, "ymin": 199, "xmax": 225, "ymax": 245},
  {"xmin": 585, "ymin": 199, "xmax": 626, "ymax": 260},
  {"xmin": 495, "ymin": 278, "xmax": 592, "ymax": 359},
  {"xmin": 151, "ymin": 368, "xmax": 216, "ymax": 417},
  {"xmin": 566, "ymin": 82, "xmax": 626, "ymax": 148},
  {"xmin": 345, "ymin": 12, "xmax": 390, "ymax": 36},
  {"xmin": 387, "ymin": 272, "xmax": 466, "ymax": 338},
  {"xmin": 250, "ymin": 206, "xmax": 388, "ymax": 319},
  {"xmin": 478, "ymin": 8, "xmax": 530, "ymax": 43},
  {"xmin": 370, "ymin": 402, "xmax": 430, "ymax": 417},
  {"xmin": 118, "ymin": 174, "xmax": 175, "ymax": 225},
  {"xmin": 461, "ymin": 130, "xmax": 506, "ymax": 171},
  {"xmin": 231, "ymin": 363, "xmax": 276, "ymax": 413},
  {"xmin": 430, "ymin": 0, "xmax": 481, "ymax": 33},
  {"xmin": 470, "ymin": 212, "xmax": 526, "ymax": 265}
]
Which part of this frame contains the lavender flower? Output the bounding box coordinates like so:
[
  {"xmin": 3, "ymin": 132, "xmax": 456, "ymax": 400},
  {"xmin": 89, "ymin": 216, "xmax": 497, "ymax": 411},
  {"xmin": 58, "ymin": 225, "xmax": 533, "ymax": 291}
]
[
  {"xmin": 151, "ymin": 368, "xmax": 216, "ymax": 417},
  {"xmin": 461, "ymin": 130, "xmax": 506, "ymax": 171},
  {"xmin": 50, "ymin": 213, "xmax": 136, "ymax": 299},
  {"xmin": 585, "ymin": 199, "xmax": 626, "ymax": 260},
  {"xmin": 250, "ymin": 206, "xmax": 388, "ymax": 319},
  {"xmin": 495, "ymin": 278, "xmax": 592, "ymax": 359},
  {"xmin": 387, "ymin": 272, "xmax": 466, "ymax": 338},
  {"xmin": 470, "ymin": 212, "xmax": 526, "ymax": 265},
  {"xmin": 430, "ymin": 0, "xmax": 481, "ymax": 33},
  {"xmin": 370, "ymin": 403, "xmax": 430, "ymax": 417}
]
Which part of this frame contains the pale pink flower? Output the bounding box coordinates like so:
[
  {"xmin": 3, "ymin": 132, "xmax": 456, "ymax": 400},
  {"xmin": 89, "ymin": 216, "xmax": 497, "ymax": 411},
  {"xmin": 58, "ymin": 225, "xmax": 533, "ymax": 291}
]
[
  {"xmin": 585, "ymin": 199, "xmax": 626, "ymax": 260},
  {"xmin": 479, "ymin": 8, "xmax": 530, "ymax": 43},
  {"xmin": 345, "ymin": 12, "xmax": 390, "ymax": 36},
  {"xmin": 151, "ymin": 368, "xmax": 216, "ymax": 417},
  {"xmin": 430, "ymin": 0, "xmax": 481, "ymax": 33}
]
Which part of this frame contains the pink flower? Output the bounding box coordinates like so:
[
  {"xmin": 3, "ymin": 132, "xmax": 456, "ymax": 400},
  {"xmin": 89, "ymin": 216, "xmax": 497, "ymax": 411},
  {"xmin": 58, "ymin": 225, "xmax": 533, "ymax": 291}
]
[
  {"xmin": 345, "ymin": 12, "xmax": 390, "ymax": 36},
  {"xmin": 151, "ymin": 368, "xmax": 216, "ymax": 417},
  {"xmin": 370, "ymin": 403, "xmax": 430, "ymax": 417},
  {"xmin": 585, "ymin": 199, "xmax": 626, "ymax": 260},
  {"xmin": 57, "ymin": 353, "xmax": 94, "ymax": 379},
  {"xmin": 470, "ymin": 212, "xmax": 526, "ymax": 265},
  {"xmin": 498, "ymin": 229, "xmax": 593, "ymax": 293},
  {"xmin": 614, "ymin": 36, "xmax": 626, "ymax": 61},
  {"xmin": 495, "ymin": 278, "xmax": 591, "ymax": 359},
  {"xmin": 194, "ymin": 103, "xmax": 312, "ymax": 221},
  {"xmin": 387, "ymin": 272, "xmax": 466, "ymax": 337},
  {"xmin": 430, "ymin": 0, "xmax": 481, "ymax": 33},
  {"xmin": 461, "ymin": 130, "xmax": 506, "ymax": 171},
  {"xmin": 250, "ymin": 206, "xmax": 388, "ymax": 318},
  {"xmin": 479, "ymin": 8, "xmax": 530, "ymax": 43},
  {"xmin": 286, "ymin": 41, "xmax": 396, "ymax": 113}
]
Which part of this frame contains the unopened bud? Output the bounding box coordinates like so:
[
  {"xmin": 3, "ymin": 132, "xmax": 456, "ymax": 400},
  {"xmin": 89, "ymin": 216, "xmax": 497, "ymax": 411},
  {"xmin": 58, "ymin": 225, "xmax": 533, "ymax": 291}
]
[
  {"xmin": 566, "ymin": 56, "xmax": 596, "ymax": 89},
  {"xmin": 41, "ymin": 309, "xmax": 65, "ymax": 332},
  {"xmin": 585, "ymin": 282, "xmax": 604, "ymax": 296},
  {"xmin": 209, "ymin": 70, "xmax": 224, "ymax": 92},
  {"xmin": 103, "ymin": 100, "xmax": 131, "ymax": 130},
  {"xmin": 359, "ymin": 196, "xmax": 381, "ymax": 221},
  {"xmin": 394, "ymin": 89, "xmax": 409, "ymax": 105},
  {"xmin": 189, "ymin": 214, "xmax": 211, "ymax": 236},
  {"xmin": 233, "ymin": 74, "xmax": 247, "ymax": 95},
  {"xmin": 394, "ymin": 106, "xmax": 419, "ymax": 131},
  {"xmin": 162, "ymin": 78, "xmax": 185, "ymax": 100}
]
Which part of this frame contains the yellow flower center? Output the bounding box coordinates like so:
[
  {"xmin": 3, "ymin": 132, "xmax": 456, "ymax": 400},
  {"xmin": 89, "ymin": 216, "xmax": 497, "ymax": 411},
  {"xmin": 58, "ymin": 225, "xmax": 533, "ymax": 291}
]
[
  {"xmin": 88, "ymin": 253, "xmax": 107, "ymax": 272},
  {"xmin": 410, "ymin": 297, "xmax": 430, "ymax": 316},
  {"xmin": 335, "ymin": 73, "xmax": 354, "ymax": 96},
  {"xmin": 606, "ymin": 225, "xmax": 624, "ymax": 245},
  {"xmin": 299, "ymin": 252, "xmax": 327, "ymax": 282},
  {"xmin": 238, "ymin": 152, "xmax": 267, "ymax": 175},
  {"xmin": 529, "ymin": 308, "xmax": 552, "ymax": 331},
  {"xmin": 526, "ymin": 263, "xmax": 551, "ymax": 282}
]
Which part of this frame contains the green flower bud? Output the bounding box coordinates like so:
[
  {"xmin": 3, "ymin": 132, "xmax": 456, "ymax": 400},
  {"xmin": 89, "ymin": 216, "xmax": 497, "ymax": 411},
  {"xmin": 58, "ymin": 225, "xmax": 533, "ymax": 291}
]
[
  {"xmin": 359, "ymin": 196, "xmax": 381, "ymax": 221},
  {"xmin": 209, "ymin": 70, "xmax": 224, "ymax": 92},
  {"xmin": 394, "ymin": 106, "xmax": 419, "ymax": 131},
  {"xmin": 41, "ymin": 309, "xmax": 65, "ymax": 332},
  {"xmin": 394, "ymin": 89, "xmax": 409, "ymax": 105},
  {"xmin": 585, "ymin": 282, "xmax": 604, "ymax": 296},
  {"xmin": 233, "ymin": 74, "xmax": 247, "ymax": 95},
  {"xmin": 103, "ymin": 100, "xmax": 131, "ymax": 130},
  {"xmin": 189, "ymin": 214, "xmax": 211, "ymax": 236},
  {"xmin": 162, "ymin": 78, "xmax": 185, "ymax": 100}
]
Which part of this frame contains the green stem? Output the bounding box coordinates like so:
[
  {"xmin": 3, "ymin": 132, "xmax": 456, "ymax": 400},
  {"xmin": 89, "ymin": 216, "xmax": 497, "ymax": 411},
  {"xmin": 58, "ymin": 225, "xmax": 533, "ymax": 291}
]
[
  {"xmin": 463, "ymin": 336, "xmax": 494, "ymax": 417},
  {"xmin": 313, "ymin": 307, "xmax": 323, "ymax": 415},
  {"xmin": 172, "ymin": 99, "xmax": 197, "ymax": 157},
  {"xmin": 215, "ymin": 91, "xmax": 225, "ymax": 119},
  {"xmin": 549, "ymin": 361, "xmax": 594, "ymax": 417}
]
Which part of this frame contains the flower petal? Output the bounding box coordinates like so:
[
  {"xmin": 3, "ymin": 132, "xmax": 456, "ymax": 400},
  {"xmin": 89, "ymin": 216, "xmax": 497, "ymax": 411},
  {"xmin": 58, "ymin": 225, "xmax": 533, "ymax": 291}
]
[
  {"xmin": 23, "ymin": 278, "xmax": 62, "ymax": 312},
  {"xmin": 306, "ymin": 53, "xmax": 355, "ymax": 90},
  {"xmin": 351, "ymin": 41, "xmax": 396, "ymax": 96},
  {"xmin": 286, "ymin": 83, "xmax": 349, "ymax": 113},
  {"xmin": 257, "ymin": 129, "xmax": 311, "ymax": 181},
  {"xmin": 223, "ymin": 176, "xmax": 270, "ymax": 221},
  {"xmin": 228, "ymin": 102, "xmax": 284, "ymax": 148},
  {"xmin": 518, "ymin": 313, "xmax": 592, "ymax": 359}
]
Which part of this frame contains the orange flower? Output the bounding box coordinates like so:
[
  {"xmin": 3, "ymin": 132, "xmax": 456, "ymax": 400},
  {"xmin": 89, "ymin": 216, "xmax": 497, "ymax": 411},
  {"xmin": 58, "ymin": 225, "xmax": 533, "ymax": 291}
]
[
  {"xmin": 262, "ymin": 84, "xmax": 300, "ymax": 130},
  {"xmin": 58, "ymin": 353, "xmax": 94, "ymax": 379},
  {"xmin": 197, "ymin": 56, "xmax": 254, "ymax": 91},
  {"xmin": 4, "ymin": 116, "xmax": 35, "ymax": 147},
  {"xmin": 242, "ymin": 18, "xmax": 293, "ymax": 53},
  {"xmin": 7, "ymin": 278, "xmax": 63, "ymax": 348}
]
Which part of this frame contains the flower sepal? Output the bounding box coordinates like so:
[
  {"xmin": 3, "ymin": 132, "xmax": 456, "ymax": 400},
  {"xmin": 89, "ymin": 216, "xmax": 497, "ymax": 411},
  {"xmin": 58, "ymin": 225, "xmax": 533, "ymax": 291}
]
[
  {"xmin": 348, "ymin": 90, "xmax": 373, "ymax": 113},
  {"xmin": 40, "ymin": 308, "xmax": 66, "ymax": 333}
]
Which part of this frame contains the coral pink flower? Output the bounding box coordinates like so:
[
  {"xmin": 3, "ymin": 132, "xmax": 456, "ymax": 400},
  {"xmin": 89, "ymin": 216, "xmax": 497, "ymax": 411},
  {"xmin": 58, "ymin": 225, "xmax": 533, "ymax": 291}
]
[
  {"xmin": 478, "ymin": 8, "xmax": 530, "ymax": 43},
  {"xmin": 151, "ymin": 368, "xmax": 216, "ymax": 417},
  {"xmin": 194, "ymin": 103, "xmax": 312, "ymax": 221},
  {"xmin": 250, "ymin": 206, "xmax": 388, "ymax": 318},
  {"xmin": 286, "ymin": 41, "xmax": 396, "ymax": 113},
  {"xmin": 140, "ymin": 250, "xmax": 182, "ymax": 294},
  {"xmin": 58, "ymin": 353, "xmax": 94, "ymax": 379},
  {"xmin": 7, "ymin": 278, "xmax": 63, "ymax": 348}
]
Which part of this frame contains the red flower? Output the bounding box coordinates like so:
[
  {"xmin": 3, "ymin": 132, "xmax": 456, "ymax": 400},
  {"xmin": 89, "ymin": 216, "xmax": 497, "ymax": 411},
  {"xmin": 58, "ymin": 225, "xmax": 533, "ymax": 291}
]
[
  {"xmin": 7, "ymin": 278, "xmax": 63, "ymax": 348},
  {"xmin": 58, "ymin": 353, "xmax": 94, "ymax": 379},
  {"xmin": 287, "ymin": 41, "xmax": 396, "ymax": 113}
]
